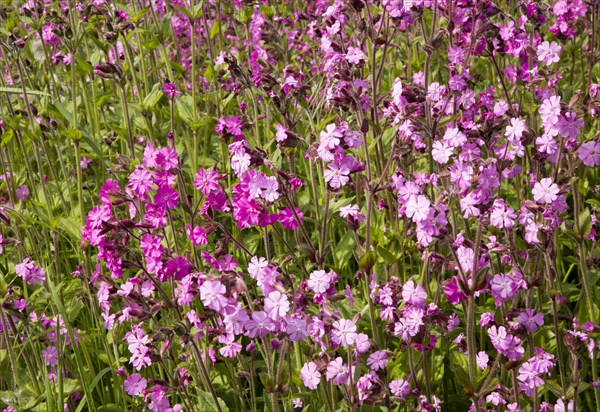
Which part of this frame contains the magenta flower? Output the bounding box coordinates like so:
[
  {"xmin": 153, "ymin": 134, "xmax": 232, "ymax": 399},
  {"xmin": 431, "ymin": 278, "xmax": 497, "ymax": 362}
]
[
  {"xmin": 186, "ymin": 224, "xmax": 208, "ymax": 246},
  {"xmin": 194, "ymin": 167, "xmax": 222, "ymax": 195},
  {"xmin": 156, "ymin": 148, "xmax": 179, "ymax": 171},
  {"xmin": 128, "ymin": 166, "xmax": 154, "ymax": 200},
  {"xmin": 154, "ymin": 185, "xmax": 179, "ymax": 209},
  {"xmin": 162, "ymin": 83, "xmax": 180, "ymax": 99}
]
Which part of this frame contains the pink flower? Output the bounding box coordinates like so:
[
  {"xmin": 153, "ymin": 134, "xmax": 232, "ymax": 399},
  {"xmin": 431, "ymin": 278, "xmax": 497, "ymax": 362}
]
[
  {"xmin": 345, "ymin": 46, "xmax": 365, "ymax": 65},
  {"xmin": 536, "ymin": 134, "xmax": 558, "ymax": 155},
  {"xmin": 15, "ymin": 257, "xmax": 45, "ymax": 285},
  {"xmin": 578, "ymin": 141, "xmax": 600, "ymax": 166},
  {"xmin": 389, "ymin": 379, "xmax": 410, "ymax": 397},
  {"xmin": 41, "ymin": 346, "xmax": 58, "ymax": 366},
  {"xmin": 532, "ymin": 178, "xmax": 559, "ymax": 204},
  {"xmin": 307, "ymin": 270, "xmax": 333, "ymax": 294},
  {"xmin": 537, "ymin": 41, "xmax": 561, "ymax": 66},
  {"xmin": 326, "ymin": 357, "xmax": 350, "ymax": 385},
  {"xmin": 264, "ymin": 291, "xmax": 290, "ymax": 320},
  {"xmin": 244, "ymin": 311, "xmax": 277, "ymax": 338},
  {"xmin": 402, "ymin": 280, "xmax": 427, "ymax": 307},
  {"xmin": 331, "ymin": 318, "xmax": 358, "ymax": 347},
  {"xmin": 199, "ymin": 280, "xmax": 229, "ymax": 312},
  {"xmin": 539, "ymin": 96, "xmax": 561, "ymax": 129},
  {"xmin": 505, "ymin": 118, "xmax": 526, "ymax": 141},
  {"xmin": 476, "ymin": 351, "xmax": 489, "ymax": 370},
  {"xmin": 339, "ymin": 204, "xmax": 365, "ymax": 224},
  {"xmin": 324, "ymin": 159, "xmax": 350, "ymax": 189},
  {"xmin": 300, "ymin": 362, "xmax": 321, "ymax": 390},
  {"xmin": 124, "ymin": 373, "xmax": 147, "ymax": 396},
  {"xmin": 405, "ymin": 195, "xmax": 431, "ymax": 223},
  {"xmin": 354, "ymin": 333, "xmax": 371, "ymax": 354},
  {"xmin": 320, "ymin": 124, "xmax": 342, "ymax": 150},
  {"xmin": 490, "ymin": 199, "xmax": 517, "ymax": 229},
  {"xmin": 194, "ymin": 167, "xmax": 222, "ymax": 195},
  {"xmin": 443, "ymin": 127, "xmax": 467, "ymax": 147},
  {"xmin": 490, "ymin": 273, "xmax": 520, "ymax": 306},
  {"xmin": 367, "ymin": 351, "xmax": 389, "ymax": 371},
  {"xmin": 432, "ymin": 140, "xmax": 453, "ymax": 164},
  {"xmin": 16, "ymin": 185, "xmax": 29, "ymax": 202},
  {"xmin": 80, "ymin": 156, "xmax": 92, "ymax": 169}
]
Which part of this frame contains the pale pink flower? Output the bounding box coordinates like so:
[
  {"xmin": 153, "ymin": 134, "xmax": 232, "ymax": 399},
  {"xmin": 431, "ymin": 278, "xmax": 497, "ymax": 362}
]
[
  {"xmin": 300, "ymin": 362, "xmax": 321, "ymax": 390},
  {"xmin": 264, "ymin": 291, "xmax": 290, "ymax": 320},
  {"xmin": 532, "ymin": 178, "xmax": 559, "ymax": 204},
  {"xmin": 405, "ymin": 195, "xmax": 431, "ymax": 223},
  {"xmin": 331, "ymin": 318, "xmax": 358, "ymax": 347},
  {"xmin": 537, "ymin": 41, "xmax": 561, "ymax": 66}
]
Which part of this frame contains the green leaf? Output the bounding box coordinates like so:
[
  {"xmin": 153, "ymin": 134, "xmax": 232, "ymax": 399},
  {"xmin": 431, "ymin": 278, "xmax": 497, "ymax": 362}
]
[
  {"xmin": 333, "ymin": 231, "xmax": 354, "ymax": 270},
  {"xmin": 175, "ymin": 95, "xmax": 196, "ymax": 125},
  {"xmin": 450, "ymin": 363, "xmax": 473, "ymax": 396},
  {"xmin": 195, "ymin": 390, "xmax": 229, "ymax": 412},
  {"xmin": 210, "ymin": 19, "xmax": 220, "ymax": 40},
  {"xmin": 142, "ymin": 83, "xmax": 164, "ymax": 111},
  {"xmin": 132, "ymin": 7, "xmax": 150, "ymax": 23},
  {"xmin": 171, "ymin": 4, "xmax": 193, "ymax": 20},
  {"xmin": 193, "ymin": 3, "xmax": 203, "ymax": 18},
  {"xmin": 358, "ymin": 251, "xmax": 377, "ymax": 274},
  {"xmin": 204, "ymin": 64, "xmax": 215, "ymax": 82},
  {"xmin": 378, "ymin": 247, "xmax": 397, "ymax": 264},
  {"xmin": 586, "ymin": 198, "xmax": 600, "ymax": 210},
  {"xmin": 0, "ymin": 86, "xmax": 52, "ymax": 99},
  {"xmin": 578, "ymin": 208, "xmax": 592, "ymax": 239}
]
